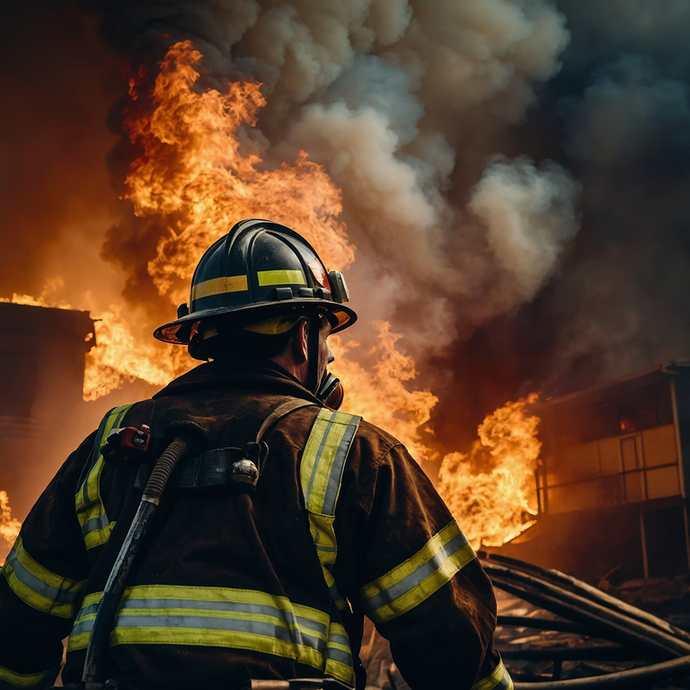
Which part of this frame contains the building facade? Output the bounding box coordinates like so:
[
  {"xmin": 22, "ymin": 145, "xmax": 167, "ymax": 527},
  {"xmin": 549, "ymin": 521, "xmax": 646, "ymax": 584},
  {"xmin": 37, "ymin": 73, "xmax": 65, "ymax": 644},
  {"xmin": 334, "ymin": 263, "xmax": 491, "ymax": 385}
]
[
  {"xmin": 504, "ymin": 364, "xmax": 690, "ymax": 583},
  {"xmin": 0, "ymin": 302, "xmax": 95, "ymax": 517}
]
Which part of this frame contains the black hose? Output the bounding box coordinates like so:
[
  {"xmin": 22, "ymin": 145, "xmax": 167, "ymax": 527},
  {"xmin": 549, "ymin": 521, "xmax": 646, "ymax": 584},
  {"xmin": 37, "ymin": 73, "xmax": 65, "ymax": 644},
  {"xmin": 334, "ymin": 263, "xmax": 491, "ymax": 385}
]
[
  {"xmin": 481, "ymin": 552, "xmax": 690, "ymax": 644},
  {"xmin": 82, "ymin": 435, "xmax": 197, "ymax": 690},
  {"xmin": 512, "ymin": 653, "xmax": 690, "ymax": 689},
  {"xmin": 490, "ymin": 575, "xmax": 680, "ymax": 659},
  {"xmin": 501, "ymin": 645, "xmax": 639, "ymax": 662},
  {"xmin": 497, "ymin": 616, "xmax": 591, "ymax": 635},
  {"xmin": 484, "ymin": 563, "xmax": 690, "ymax": 657}
]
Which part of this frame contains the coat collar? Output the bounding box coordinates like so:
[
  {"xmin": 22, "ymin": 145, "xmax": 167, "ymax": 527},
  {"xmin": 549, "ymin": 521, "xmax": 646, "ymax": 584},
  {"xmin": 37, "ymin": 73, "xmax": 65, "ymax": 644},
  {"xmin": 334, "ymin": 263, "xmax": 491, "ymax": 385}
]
[{"xmin": 153, "ymin": 357, "xmax": 321, "ymax": 404}]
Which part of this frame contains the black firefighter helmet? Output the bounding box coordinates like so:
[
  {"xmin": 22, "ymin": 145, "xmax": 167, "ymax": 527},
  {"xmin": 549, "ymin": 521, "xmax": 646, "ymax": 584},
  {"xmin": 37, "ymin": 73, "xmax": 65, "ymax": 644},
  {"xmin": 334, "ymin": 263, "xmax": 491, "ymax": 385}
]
[{"xmin": 153, "ymin": 219, "xmax": 357, "ymax": 360}]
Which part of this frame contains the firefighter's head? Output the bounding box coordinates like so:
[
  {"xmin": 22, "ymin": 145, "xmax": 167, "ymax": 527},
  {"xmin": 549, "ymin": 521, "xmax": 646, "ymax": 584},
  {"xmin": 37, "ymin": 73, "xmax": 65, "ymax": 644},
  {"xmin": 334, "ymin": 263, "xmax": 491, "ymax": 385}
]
[{"xmin": 153, "ymin": 219, "xmax": 356, "ymax": 402}]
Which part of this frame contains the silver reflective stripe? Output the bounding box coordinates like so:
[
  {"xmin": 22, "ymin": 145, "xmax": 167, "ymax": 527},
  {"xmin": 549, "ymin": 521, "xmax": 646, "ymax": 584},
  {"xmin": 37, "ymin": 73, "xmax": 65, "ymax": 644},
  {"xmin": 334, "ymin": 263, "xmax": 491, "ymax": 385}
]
[
  {"xmin": 305, "ymin": 419, "xmax": 333, "ymax": 505},
  {"xmin": 77, "ymin": 602, "xmax": 100, "ymax": 618},
  {"xmin": 74, "ymin": 596, "xmax": 329, "ymax": 653},
  {"xmin": 124, "ymin": 597, "xmax": 328, "ymax": 638},
  {"xmin": 321, "ymin": 418, "xmax": 359, "ymax": 515},
  {"xmin": 328, "ymin": 633, "xmax": 351, "ymax": 648},
  {"xmin": 117, "ymin": 614, "xmax": 309, "ymax": 642},
  {"xmin": 328, "ymin": 583, "xmax": 342, "ymax": 604},
  {"xmin": 327, "ymin": 628, "xmax": 353, "ymax": 666},
  {"xmin": 80, "ymin": 513, "xmax": 111, "ymax": 538},
  {"xmin": 5, "ymin": 549, "xmax": 80, "ymax": 607},
  {"xmin": 470, "ymin": 659, "xmax": 513, "ymax": 690},
  {"xmin": 365, "ymin": 529, "xmax": 470, "ymax": 612},
  {"xmin": 497, "ymin": 672, "xmax": 513, "ymax": 690}
]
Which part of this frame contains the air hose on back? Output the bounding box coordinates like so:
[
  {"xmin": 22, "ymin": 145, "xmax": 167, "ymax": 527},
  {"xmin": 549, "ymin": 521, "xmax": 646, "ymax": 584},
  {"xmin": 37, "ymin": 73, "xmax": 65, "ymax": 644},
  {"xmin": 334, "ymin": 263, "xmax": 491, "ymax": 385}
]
[{"xmin": 81, "ymin": 434, "xmax": 198, "ymax": 690}]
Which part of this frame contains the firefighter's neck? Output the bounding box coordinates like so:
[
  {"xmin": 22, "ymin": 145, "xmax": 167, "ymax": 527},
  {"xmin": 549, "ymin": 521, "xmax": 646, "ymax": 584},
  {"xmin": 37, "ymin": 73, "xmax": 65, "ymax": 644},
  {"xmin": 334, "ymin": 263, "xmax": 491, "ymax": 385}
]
[{"xmin": 270, "ymin": 320, "xmax": 310, "ymax": 387}]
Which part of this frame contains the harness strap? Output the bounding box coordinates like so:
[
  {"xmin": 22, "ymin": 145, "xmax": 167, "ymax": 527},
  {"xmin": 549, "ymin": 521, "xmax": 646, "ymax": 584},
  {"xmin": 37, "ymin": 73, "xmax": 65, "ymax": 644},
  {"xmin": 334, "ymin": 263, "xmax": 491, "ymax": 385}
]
[
  {"xmin": 75, "ymin": 404, "xmax": 133, "ymax": 551},
  {"xmin": 255, "ymin": 399, "xmax": 317, "ymax": 443},
  {"xmin": 300, "ymin": 408, "xmax": 361, "ymax": 686}
]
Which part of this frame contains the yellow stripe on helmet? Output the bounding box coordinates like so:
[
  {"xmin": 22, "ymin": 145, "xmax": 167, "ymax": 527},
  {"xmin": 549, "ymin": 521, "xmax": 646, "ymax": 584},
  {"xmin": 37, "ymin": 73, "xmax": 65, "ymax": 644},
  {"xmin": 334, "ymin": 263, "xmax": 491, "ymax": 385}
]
[
  {"xmin": 192, "ymin": 275, "xmax": 249, "ymax": 300},
  {"xmin": 257, "ymin": 270, "xmax": 306, "ymax": 286}
]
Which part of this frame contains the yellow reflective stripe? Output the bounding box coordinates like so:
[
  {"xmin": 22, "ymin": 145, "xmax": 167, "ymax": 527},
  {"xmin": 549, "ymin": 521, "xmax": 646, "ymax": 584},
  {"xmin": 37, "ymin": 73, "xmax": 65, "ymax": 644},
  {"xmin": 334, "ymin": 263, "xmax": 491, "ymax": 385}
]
[
  {"xmin": 191, "ymin": 275, "xmax": 248, "ymax": 300},
  {"xmin": 0, "ymin": 663, "xmax": 59, "ymax": 690},
  {"xmin": 301, "ymin": 410, "xmax": 360, "ymax": 516},
  {"xmin": 324, "ymin": 621, "xmax": 355, "ymax": 686},
  {"xmin": 75, "ymin": 404, "xmax": 132, "ymax": 550},
  {"xmin": 307, "ymin": 513, "xmax": 346, "ymax": 610},
  {"xmin": 471, "ymin": 659, "xmax": 513, "ymax": 690},
  {"xmin": 300, "ymin": 409, "xmax": 360, "ymax": 614},
  {"xmin": 257, "ymin": 270, "xmax": 306, "ymax": 287},
  {"xmin": 2, "ymin": 536, "xmax": 85, "ymax": 619},
  {"xmin": 67, "ymin": 585, "xmax": 354, "ymax": 686},
  {"xmin": 361, "ymin": 520, "xmax": 476, "ymax": 624}
]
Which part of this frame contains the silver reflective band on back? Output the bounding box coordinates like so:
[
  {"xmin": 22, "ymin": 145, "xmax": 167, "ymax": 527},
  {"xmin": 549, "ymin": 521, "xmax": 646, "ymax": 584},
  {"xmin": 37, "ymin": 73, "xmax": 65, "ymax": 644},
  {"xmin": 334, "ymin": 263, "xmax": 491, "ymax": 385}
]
[{"xmin": 71, "ymin": 593, "xmax": 352, "ymax": 668}]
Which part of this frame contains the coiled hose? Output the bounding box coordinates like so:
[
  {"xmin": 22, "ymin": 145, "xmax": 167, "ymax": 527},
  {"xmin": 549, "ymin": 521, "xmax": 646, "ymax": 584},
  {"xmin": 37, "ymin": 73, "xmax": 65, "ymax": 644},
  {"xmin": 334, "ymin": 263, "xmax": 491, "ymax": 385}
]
[{"xmin": 82, "ymin": 435, "xmax": 197, "ymax": 690}]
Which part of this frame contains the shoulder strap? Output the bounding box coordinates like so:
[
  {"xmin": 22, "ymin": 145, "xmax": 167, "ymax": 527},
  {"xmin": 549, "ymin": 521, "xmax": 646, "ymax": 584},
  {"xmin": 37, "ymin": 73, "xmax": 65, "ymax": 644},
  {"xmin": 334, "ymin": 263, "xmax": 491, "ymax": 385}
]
[
  {"xmin": 75, "ymin": 404, "xmax": 133, "ymax": 551},
  {"xmin": 300, "ymin": 409, "xmax": 361, "ymax": 610}
]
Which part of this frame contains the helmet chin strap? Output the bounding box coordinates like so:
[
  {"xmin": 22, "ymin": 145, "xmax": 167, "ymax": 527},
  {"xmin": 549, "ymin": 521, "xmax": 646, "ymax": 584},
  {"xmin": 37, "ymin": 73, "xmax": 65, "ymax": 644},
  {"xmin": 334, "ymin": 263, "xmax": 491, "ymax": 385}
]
[{"xmin": 306, "ymin": 313, "xmax": 321, "ymax": 395}]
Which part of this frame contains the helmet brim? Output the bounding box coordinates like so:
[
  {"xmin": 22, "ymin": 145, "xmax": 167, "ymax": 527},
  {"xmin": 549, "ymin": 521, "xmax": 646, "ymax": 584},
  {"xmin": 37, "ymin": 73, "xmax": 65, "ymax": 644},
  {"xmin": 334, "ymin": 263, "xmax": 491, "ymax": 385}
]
[{"xmin": 153, "ymin": 299, "xmax": 357, "ymax": 345}]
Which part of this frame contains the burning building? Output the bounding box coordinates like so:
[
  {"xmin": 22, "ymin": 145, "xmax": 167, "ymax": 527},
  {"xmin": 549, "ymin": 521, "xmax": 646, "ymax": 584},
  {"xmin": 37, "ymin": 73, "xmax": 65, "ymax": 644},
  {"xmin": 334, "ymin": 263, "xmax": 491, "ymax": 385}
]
[
  {"xmin": 501, "ymin": 363, "xmax": 690, "ymax": 584},
  {"xmin": 0, "ymin": 302, "xmax": 95, "ymax": 519}
]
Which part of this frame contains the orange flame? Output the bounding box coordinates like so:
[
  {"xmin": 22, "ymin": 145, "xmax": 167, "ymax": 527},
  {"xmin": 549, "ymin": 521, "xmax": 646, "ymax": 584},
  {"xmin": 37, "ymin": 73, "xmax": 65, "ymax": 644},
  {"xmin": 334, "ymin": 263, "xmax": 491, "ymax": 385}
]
[
  {"xmin": 330, "ymin": 322, "xmax": 438, "ymax": 461},
  {"xmin": 438, "ymin": 393, "xmax": 541, "ymax": 549},
  {"xmin": 1, "ymin": 41, "xmax": 544, "ymax": 550},
  {"xmin": 124, "ymin": 40, "xmax": 354, "ymax": 307},
  {"xmin": 79, "ymin": 39, "xmax": 357, "ymax": 399},
  {"xmin": 0, "ymin": 491, "xmax": 21, "ymax": 564}
]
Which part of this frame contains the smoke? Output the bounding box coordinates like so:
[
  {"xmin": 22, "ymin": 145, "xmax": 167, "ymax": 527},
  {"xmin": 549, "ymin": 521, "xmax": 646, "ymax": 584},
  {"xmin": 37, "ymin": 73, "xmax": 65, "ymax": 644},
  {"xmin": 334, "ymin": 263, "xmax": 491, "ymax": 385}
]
[
  {"xmin": 547, "ymin": 53, "xmax": 690, "ymax": 384},
  {"xmin": 26, "ymin": 0, "xmax": 690, "ymax": 456},
  {"xmin": 46, "ymin": 0, "xmax": 579, "ymax": 389},
  {"xmin": 431, "ymin": 0, "xmax": 690, "ymax": 445}
]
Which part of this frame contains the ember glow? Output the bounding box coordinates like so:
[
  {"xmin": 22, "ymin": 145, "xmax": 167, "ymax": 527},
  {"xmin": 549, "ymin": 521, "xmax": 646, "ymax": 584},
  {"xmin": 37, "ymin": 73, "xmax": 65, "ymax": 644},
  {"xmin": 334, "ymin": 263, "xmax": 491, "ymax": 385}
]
[
  {"xmin": 2, "ymin": 41, "xmax": 544, "ymax": 549},
  {"xmin": 438, "ymin": 394, "xmax": 541, "ymax": 549}
]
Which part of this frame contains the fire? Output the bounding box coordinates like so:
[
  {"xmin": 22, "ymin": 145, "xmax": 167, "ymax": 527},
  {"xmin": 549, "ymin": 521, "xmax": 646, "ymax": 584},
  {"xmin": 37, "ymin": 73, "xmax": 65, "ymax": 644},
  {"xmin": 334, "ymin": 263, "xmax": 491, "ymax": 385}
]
[
  {"xmin": 2, "ymin": 41, "xmax": 545, "ymax": 549},
  {"xmin": 438, "ymin": 393, "xmax": 541, "ymax": 549},
  {"xmin": 0, "ymin": 491, "xmax": 21, "ymax": 564},
  {"xmin": 0, "ymin": 277, "xmax": 73, "ymax": 311},
  {"xmin": 124, "ymin": 41, "xmax": 354, "ymax": 307},
  {"xmin": 80, "ymin": 39, "xmax": 356, "ymax": 399},
  {"xmin": 84, "ymin": 306, "xmax": 178, "ymax": 401},
  {"xmin": 5, "ymin": 41, "xmax": 356, "ymax": 401},
  {"xmin": 330, "ymin": 322, "xmax": 438, "ymax": 461}
]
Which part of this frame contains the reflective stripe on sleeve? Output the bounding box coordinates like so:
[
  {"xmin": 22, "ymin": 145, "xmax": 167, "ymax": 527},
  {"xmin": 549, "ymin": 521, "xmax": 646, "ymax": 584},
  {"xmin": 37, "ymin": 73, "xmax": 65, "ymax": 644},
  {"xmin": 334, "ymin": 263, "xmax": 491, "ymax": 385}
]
[
  {"xmin": 0, "ymin": 663, "xmax": 60, "ymax": 690},
  {"xmin": 1, "ymin": 535, "xmax": 85, "ymax": 619},
  {"xmin": 471, "ymin": 659, "xmax": 513, "ymax": 690},
  {"xmin": 75, "ymin": 404, "xmax": 132, "ymax": 550},
  {"xmin": 67, "ymin": 585, "xmax": 355, "ymax": 687},
  {"xmin": 300, "ymin": 409, "xmax": 360, "ymax": 611},
  {"xmin": 360, "ymin": 519, "xmax": 476, "ymax": 624}
]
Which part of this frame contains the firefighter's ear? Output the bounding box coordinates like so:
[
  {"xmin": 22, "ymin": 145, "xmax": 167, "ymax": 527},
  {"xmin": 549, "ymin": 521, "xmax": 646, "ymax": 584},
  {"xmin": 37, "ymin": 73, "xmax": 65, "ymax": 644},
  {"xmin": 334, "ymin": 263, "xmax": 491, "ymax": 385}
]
[{"xmin": 289, "ymin": 319, "xmax": 309, "ymax": 364}]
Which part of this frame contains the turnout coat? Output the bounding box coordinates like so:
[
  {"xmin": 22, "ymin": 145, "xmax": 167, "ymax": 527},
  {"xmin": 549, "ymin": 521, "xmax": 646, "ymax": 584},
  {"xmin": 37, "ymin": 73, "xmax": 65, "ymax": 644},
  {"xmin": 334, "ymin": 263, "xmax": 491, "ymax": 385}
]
[{"xmin": 0, "ymin": 360, "xmax": 511, "ymax": 690}]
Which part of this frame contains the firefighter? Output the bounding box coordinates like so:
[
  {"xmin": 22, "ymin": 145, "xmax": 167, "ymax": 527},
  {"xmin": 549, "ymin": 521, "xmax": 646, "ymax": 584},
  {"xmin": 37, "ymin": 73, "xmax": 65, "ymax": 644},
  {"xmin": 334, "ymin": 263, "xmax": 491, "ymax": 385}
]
[{"xmin": 0, "ymin": 219, "xmax": 512, "ymax": 690}]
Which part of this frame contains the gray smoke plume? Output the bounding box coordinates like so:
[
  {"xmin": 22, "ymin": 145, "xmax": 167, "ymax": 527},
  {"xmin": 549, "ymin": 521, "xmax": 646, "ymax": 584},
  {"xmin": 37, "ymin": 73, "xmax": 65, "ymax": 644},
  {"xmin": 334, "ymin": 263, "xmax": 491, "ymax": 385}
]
[
  {"xmin": 74, "ymin": 0, "xmax": 578, "ymax": 356},
  {"xmin": 431, "ymin": 0, "xmax": 690, "ymax": 443},
  {"xmin": 18, "ymin": 1, "xmax": 677, "ymax": 451}
]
